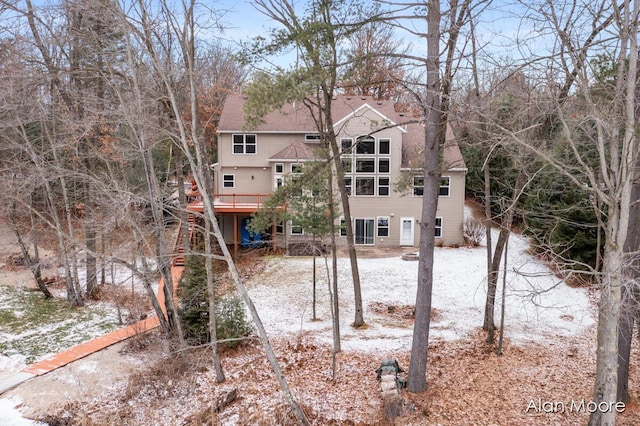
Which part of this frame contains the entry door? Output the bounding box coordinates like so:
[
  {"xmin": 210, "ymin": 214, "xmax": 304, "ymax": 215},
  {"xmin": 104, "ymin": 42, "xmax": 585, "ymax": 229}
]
[{"xmin": 399, "ymin": 217, "xmax": 415, "ymax": 246}]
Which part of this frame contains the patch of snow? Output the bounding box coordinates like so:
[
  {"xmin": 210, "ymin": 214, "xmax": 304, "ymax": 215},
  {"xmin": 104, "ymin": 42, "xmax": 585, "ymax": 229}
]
[
  {"xmin": 0, "ymin": 355, "xmax": 26, "ymax": 380},
  {"xmin": 0, "ymin": 398, "xmax": 46, "ymax": 425},
  {"xmin": 247, "ymin": 229, "xmax": 594, "ymax": 351}
]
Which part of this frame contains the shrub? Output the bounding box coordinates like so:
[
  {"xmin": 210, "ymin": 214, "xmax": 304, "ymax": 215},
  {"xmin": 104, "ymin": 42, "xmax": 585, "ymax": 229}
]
[
  {"xmin": 178, "ymin": 255, "xmax": 253, "ymax": 347},
  {"xmin": 216, "ymin": 295, "xmax": 253, "ymax": 348},
  {"xmin": 464, "ymin": 217, "xmax": 486, "ymax": 246}
]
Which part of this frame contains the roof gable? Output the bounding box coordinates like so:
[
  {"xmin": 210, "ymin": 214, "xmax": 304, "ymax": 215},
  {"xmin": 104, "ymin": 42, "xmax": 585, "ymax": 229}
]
[
  {"xmin": 332, "ymin": 102, "xmax": 406, "ymax": 134},
  {"xmin": 269, "ymin": 141, "xmax": 318, "ymax": 161}
]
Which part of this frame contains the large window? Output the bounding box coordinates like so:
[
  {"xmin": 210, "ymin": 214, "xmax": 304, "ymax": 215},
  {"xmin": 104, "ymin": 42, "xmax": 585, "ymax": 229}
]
[
  {"xmin": 377, "ymin": 216, "xmax": 390, "ymax": 237},
  {"xmin": 223, "ymin": 174, "xmax": 235, "ymax": 188},
  {"xmin": 413, "ymin": 176, "xmax": 424, "ymax": 196},
  {"xmin": 341, "ymin": 135, "xmax": 392, "ymax": 198},
  {"xmin": 355, "ymin": 177, "xmax": 375, "ymax": 196},
  {"xmin": 356, "ymin": 136, "xmax": 375, "ymax": 154},
  {"xmin": 355, "ymin": 218, "xmax": 375, "ymax": 245},
  {"xmin": 435, "ymin": 217, "xmax": 443, "ymax": 237},
  {"xmin": 355, "ymin": 158, "xmax": 375, "ymax": 173},
  {"xmin": 232, "ymin": 134, "xmax": 256, "ymax": 154},
  {"xmin": 439, "ymin": 176, "xmax": 451, "ymax": 196}
]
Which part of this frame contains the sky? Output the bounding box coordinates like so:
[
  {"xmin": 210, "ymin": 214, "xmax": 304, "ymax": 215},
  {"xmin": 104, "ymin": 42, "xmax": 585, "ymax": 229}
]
[{"xmin": 209, "ymin": 0, "xmax": 543, "ymax": 76}]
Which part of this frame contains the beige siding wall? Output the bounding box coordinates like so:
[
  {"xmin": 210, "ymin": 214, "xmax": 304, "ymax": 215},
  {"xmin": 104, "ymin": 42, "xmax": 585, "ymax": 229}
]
[
  {"xmin": 337, "ymin": 170, "xmax": 465, "ymax": 248},
  {"xmin": 218, "ymin": 132, "xmax": 310, "ymax": 168},
  {"xmin": 215, "ymin": 107, "xmax": 466, "ymax": 248}
]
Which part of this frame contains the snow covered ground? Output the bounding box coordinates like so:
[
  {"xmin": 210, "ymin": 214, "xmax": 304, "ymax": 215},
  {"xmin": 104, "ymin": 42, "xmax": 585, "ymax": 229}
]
[
  {"xmin": 247, "ymin": 229, "xmax": 594, "ymax": 353},
  {"xmin": 0, "ymin": 226, "xmax": 595, "ymax": 424}
]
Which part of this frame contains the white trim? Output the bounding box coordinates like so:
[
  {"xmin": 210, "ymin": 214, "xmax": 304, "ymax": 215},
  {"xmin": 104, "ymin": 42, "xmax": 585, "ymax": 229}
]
[
  {"xmin": 290, "ymin": 221, "xmax": 304, "ymax": 235},
  {"xmin": 439, "ymin": 176, "xmax": 451, "ymax": 197},
  {"xmin": 377, "ymin": 216, "xmax": 390, "ymax": 238},
  {"xmin": 222, "ymin": 174, "xmax": 235, "ymax": 188},
  {"xmin": 435, "ymin": 217, "xmax": 443, "ymax": 238},
  {"xmin": 354, "ymin": 218, "xmax": 376, "ymax": 245},
  {"xmin": 399, "ymin": 217, "xmax": 415, "ymax": 246},
  {"xmin": 333, "ymin": 103, "xmax": 407, "ymax": 133}
]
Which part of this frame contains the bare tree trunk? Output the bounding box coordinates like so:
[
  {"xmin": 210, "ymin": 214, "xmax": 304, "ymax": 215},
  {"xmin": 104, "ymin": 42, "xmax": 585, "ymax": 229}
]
[
  {"xmin": 205, "ymin": 218, "xmax": 225, "ymax": 383},
  {"xmin": 483, "ymin": 171, "xmax": 526, "ymax": 343},
  {"xmin": 497, "ymin": 238, "xmax": 508, "ymax": 355},
  {"xmin": 324, "ymin": 127, "xmax": 364, "ymax": 327},
  {"xmin": 618, "ymin": 179, "xmax": 640, "ymax": 402},
  {"xmin": 407, "ymin": 0, "xmax": 441, "ymax": 393},
  {"xmin": 6, "ymin": 201, "xmax": 53, "ymax": 299},
  {"xmin": 327, "ymin": 170, "xmax": 341, "ymax": 354}
]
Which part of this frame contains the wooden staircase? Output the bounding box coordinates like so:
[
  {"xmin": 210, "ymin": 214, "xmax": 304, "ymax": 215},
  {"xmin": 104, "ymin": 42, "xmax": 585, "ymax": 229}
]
[{"xmin": 172, "ymin": 214, "xmax": 196, "ymax": 267}]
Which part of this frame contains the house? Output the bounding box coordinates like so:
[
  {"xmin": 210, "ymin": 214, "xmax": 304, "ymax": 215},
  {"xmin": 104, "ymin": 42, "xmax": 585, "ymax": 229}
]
[{"xmin": 193, "ymin": 93, "xmax": 466, "ymax": 255}]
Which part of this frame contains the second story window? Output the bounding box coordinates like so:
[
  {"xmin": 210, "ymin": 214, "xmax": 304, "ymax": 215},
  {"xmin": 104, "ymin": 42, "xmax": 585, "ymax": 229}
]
[
  {"xmin": 223, "ymin": 174, "xmax": 235, "ymax": 188},
  {"xmin": 355, "ymin": 158, "xmax": 375, "ymax": 173},
  {"xmin": 439, "ymin": 176, "xmax": 451, "ymax": 196},
  {"xmin": 233, "ymin": 134, "xmax": 256, "ymax": 154},
  {"xmin": 413, "ymin": 176, "xmax": 424, "ymax": 196}
]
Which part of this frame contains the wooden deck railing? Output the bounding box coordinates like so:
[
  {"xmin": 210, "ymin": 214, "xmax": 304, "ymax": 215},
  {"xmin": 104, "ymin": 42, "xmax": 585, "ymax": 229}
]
[{"xmin": 213, "ymin": 193, "xmax": 271, "ymax": 207}]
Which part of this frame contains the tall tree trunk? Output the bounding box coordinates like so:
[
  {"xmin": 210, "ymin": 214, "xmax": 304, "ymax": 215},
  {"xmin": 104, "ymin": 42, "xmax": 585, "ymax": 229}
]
[
  {"xmin": 407, "ymin": 0, "xmax": 441, "ymax": 393},
  {"xmin": 617, "ymin": 179, "xmax": 640, "ymax": 402},
  {"xmin": 324, "ymin": 118, "xmax": 364, "ymax": 328},
  {"xmin": 327, "ymin": 170, "xmax": 341, "ymax": 353},
  {"xmin": 483, "ymin": 170, "xmax": 526, "ymax": 343},
  {"xmin": 85, "ymin": 190, "xmax": 98, "ymax": 297},
  {"xmin": 205, "ymin": 218, "xmax": 225, "ymax": 383}
]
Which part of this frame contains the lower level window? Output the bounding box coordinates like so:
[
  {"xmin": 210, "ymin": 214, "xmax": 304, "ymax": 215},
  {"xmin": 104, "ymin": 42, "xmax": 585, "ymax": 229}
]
[
  {"xmin": 377, "ymin": 216, "xmax": 389, "ymax": 237},
  {"xmin": 291, "ymin": 222, "xmax": 304, "ymax": 235},
  {"xmin": 354, "ymin": 218, "xmax": 375, "ymax": 245},
  {"xmin": 435, "ymin": 217, "xmax": 442, "ymax": 238},
  {"xmin": 276, "ymin": 221, "xmax": 284, "ymax": 234}
]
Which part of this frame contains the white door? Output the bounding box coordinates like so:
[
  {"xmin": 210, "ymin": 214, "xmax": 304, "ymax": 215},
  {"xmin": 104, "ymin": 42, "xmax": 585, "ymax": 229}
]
[{"xmin": 399, "ymin": 217, "xmax": 414, "ymax": 246}]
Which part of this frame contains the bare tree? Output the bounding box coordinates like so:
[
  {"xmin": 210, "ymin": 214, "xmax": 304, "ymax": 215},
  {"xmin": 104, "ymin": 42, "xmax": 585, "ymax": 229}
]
[
  {"xmin": 495, "ymin": 1, "xmax": 639, "ymax": 422},
  {"xmin": 112, "ymin": 0, "xmax": 309, "ymax": 422},
  {"xmin": 248, "ymin": 0, "xmax": 374, "ymax": 328}
]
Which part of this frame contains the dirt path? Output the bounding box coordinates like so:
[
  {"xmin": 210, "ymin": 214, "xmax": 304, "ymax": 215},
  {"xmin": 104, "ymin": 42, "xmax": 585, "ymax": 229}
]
[{"xmin": 0, "ymin": 219, "xmax": 161, "ymax": 421}]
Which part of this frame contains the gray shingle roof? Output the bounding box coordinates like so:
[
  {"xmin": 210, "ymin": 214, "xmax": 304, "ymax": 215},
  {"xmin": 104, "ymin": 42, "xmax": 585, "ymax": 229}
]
[{"xmin": 218, "ymin": 94, "xmax": 466, "ymax": 171}]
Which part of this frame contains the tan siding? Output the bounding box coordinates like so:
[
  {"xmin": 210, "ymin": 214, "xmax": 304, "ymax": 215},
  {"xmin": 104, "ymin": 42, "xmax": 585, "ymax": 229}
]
[{"xmin": 215, "ymin": 99, "xmax": 467, "ymax": 248}]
